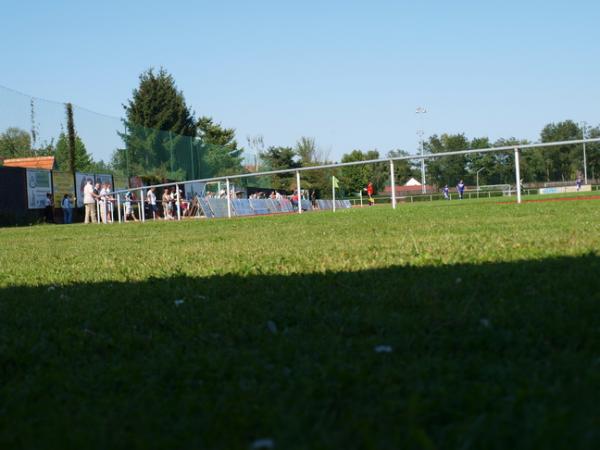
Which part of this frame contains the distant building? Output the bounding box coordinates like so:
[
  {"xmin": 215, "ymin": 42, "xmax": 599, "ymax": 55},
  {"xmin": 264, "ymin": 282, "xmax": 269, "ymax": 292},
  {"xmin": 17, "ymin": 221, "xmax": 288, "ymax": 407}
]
[{"xmin": 383, "ymin": 177, "xmax": 434, "ymax": 195}]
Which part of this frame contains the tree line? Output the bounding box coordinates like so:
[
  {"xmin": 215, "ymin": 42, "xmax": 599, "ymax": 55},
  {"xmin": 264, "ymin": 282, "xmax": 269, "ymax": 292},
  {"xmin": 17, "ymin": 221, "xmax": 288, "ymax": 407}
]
[
  {"xmin": 0, "ymin": 126, "xmax": 109, "ymax": 173},
  {"xmin": 1, "ymin": 67, "xmax": 598, "ymax": 196}
]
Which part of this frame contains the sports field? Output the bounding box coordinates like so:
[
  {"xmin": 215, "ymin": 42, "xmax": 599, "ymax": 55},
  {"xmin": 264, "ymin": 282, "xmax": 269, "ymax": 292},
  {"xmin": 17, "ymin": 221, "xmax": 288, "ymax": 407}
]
[{"xmin": 1, "ymin": 199, "xmax": 599, "ymax": 449}]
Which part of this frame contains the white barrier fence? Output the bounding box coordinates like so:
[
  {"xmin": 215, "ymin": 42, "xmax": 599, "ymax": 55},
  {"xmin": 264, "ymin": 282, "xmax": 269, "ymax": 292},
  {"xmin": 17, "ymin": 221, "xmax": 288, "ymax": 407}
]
[{"xmin": 94, "ymin": 137, "xmax": 600, "ymax": 224}]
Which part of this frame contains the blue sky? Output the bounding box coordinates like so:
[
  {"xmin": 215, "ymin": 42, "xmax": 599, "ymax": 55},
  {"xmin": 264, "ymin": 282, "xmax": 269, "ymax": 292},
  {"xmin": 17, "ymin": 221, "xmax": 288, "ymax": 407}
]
[{"xmin": 1, "ymin": 0, "xmax": 599, "ymax": 162}]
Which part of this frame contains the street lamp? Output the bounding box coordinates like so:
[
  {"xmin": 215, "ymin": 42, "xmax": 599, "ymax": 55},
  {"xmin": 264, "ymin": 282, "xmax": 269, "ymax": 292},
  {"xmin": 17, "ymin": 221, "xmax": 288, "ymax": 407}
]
[
  {"xmin": 476, "ymin": 167, "xmax": 486, "ymax": 192},
  {"xmin": 416, "ymin": 107, "xmax": 427, "ymax": 194},
  {"xmin": 581, "ymin": 122, "xmax": 588, "ymax": 184}
]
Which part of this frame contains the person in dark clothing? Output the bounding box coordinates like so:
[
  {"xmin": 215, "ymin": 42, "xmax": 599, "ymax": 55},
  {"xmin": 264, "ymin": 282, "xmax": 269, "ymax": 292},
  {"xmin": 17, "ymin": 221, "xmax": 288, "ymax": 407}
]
[{"xmin": 44, "ymin": 193, "xmax": 54, "ymax": 223}]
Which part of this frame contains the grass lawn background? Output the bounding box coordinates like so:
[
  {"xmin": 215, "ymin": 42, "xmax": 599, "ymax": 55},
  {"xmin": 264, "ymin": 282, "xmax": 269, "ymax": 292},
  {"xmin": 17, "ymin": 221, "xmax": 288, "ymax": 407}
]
[{"xmin": 0, "ymin": 200, "xmax": 599, "ymax": 449}]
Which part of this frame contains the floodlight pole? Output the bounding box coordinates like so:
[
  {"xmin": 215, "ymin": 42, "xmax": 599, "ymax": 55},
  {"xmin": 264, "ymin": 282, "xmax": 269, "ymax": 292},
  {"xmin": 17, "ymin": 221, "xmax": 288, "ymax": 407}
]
[
  {"xmin": 389, "ymin": 160, "xmax": 396, "ymax": 209},
  {"xmin": 296, "ymin": 171, "xmax": 302, "ymax": 214},
  {"xmin": 226, "ymin": 178, "xmax": 232, "ymax": 218},
  {"xmin": 514, "ymin": 147, "xmax": 522, "ymax": 204}
]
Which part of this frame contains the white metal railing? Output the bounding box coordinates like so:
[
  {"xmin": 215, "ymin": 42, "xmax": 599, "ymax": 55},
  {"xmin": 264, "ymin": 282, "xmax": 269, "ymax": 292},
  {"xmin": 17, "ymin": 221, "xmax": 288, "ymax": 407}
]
[{"xmin": 103, "ymin": 137, "xmax": 600, "ymax": 223}]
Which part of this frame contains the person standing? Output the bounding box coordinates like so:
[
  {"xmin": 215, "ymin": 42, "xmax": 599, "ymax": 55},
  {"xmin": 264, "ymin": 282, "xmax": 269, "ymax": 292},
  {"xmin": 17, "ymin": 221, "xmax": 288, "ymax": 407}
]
[
  {"xmin": 147, "ymin": 187, "xmax": 158, "ymax": 220},
  {"xmin": 99, "ymin": 183, "xmax": 109, "ymax": 224},
  {"xmin": 93, "ymin": 182, "xmax": 102, "ymax": 221},
  {"xmin": 576, "ymin": 176, "xmax": 582, "ymax": 191},
  {"xmin": 443, "ymin": 185, "xmax": 450, "ymax": 200},
  {"xmin": 291, "ymin": 190, "xmax": 300, "ymax": 210},
  {"xmin": 106, "ymin": 183, "xmax": 114, "ymax": 222},
  {"xmin": 61, "ymin": 194, "xmax": 73, "ymax": 224},
  {"xmin": 44, "ymin": 193, "xmax": 54, "ymax": 223},
  {"xmin": 83, "ymin": 180, "xmax": 97, "ymax": 224},
  {"xmin": 365, "ymin": 181, "xmax": 375, "ymax": 206},
  {"xmin": 162, "ymin": 188, "xmax": 172, "ymax": 220},
  {"xmin": 124, "ymin": 191, "xmax": 138, "ymax": 221},
  {"xmin": 457, "ymin": 180, "xmax": 465, "ymax": 200}
]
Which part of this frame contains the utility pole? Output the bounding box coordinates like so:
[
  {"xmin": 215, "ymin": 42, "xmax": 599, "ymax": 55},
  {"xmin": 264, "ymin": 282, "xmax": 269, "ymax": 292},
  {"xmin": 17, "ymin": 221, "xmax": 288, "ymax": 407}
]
[{"xmin": 65, "ymin": 103, "xmax": 76, "ymax": 177}]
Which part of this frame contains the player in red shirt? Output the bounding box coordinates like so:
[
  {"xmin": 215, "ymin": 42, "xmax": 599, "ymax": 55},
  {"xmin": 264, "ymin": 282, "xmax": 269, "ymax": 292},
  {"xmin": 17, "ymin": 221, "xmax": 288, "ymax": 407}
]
[{"xmin": 365, "ymin": 181, "xmax": 375, "ymax": 206}]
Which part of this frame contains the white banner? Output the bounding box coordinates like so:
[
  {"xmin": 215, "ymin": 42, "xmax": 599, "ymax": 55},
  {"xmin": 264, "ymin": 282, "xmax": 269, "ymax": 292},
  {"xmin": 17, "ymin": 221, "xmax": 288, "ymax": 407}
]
[
  {"xmin": 26, "ymin": 169, "xmax": 52, "ymax": 209},
  {"xmin": 539, "ymin": 185, "xmax": 591, "ymax": 195}
]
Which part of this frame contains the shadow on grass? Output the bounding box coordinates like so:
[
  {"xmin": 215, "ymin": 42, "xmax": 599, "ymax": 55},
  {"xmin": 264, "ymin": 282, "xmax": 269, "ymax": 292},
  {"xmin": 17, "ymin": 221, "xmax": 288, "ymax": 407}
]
[{"xmin": 0, "ymin": 254, "xmax": 599, "ymax": 450}]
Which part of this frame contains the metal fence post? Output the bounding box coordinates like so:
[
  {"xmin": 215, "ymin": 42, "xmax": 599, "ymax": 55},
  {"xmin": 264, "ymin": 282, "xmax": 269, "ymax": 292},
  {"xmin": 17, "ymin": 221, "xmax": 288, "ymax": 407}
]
[
  {"xmin": 296, "ymin": 171, "xmax": 302, "ymax": 214},
  {"xmin": 117, "ymin": 194, "xmax": 122, "ymax": 223},
  {"xmin": 140, "ymin": 188, "xmax": 146, "ymax": 222},
  {"xmin": 176, "ymin": 183, "xmax": 181, "ymax": 220},
  {"xmin": 514, "ymin": 147, "xmax": 522, "ymax": 204},
  {"xmin": 332, "ymin": 176, "xmax": 336, "ymax": 213},
  {"xmin": 389, "ymin": 160, "xmax": 396, "ymax": 209},
  {"xmin": 226, "ymin": 178, "xmax": 232, "ymax": 218}
]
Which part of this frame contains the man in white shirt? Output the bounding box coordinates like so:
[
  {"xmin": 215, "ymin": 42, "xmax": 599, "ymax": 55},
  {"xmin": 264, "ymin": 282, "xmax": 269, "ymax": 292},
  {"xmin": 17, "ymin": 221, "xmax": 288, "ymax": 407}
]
[
  {"xmin": 147, "ymin": 187, "xmax": 158, "ymax": 220},
  {"xmin": 83, "ymin": 181, "xmax": 97, "ymax": 224}
]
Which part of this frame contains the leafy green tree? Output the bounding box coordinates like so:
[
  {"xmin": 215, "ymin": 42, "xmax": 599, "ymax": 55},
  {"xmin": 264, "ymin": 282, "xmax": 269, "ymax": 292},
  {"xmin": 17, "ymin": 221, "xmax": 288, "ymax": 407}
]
[
  {"xmin": 489, "ymin": 137, "xmax": 532, "ymax": 184},
  {"xmin": 585, "ymin": 125, "xmax": 600, "ymax": 181},
  {"xmin": 197, "ymin": 116, "xmax": 238, "ymax": 148},
  {"xmin": 387, "ymin": 149, "xmax": 419, "ymax": 185},
  {"xmin": 0, "ymin": 127, "xmax": 32, "ymax": 160},
  {"xmin": 114, "ymin": 68, "xmax": 196, "ymax": 179},
  {"xmin": 425, "ymin": 134, "xmax": 470, "ymax": 187},
  {"xmin": 65, "ymin": 103, "xmax": 77, "ymax": 175},
  {"xmin": 54, "ymin": 133, "xmax": 93, "ymax": 172},
  {"xmin": 540, "ymin": 120, "xmax": 581, "ymax": 181},
  {"xmin": 465, "ymin": 137, "xmax": 495, "ymax": 186},
  {"xmin": 466, "ymin": 137, "xmax": 534, "ymax": 186},
  {"xmin": 293, "ymin": 137, "xmax": 332, "ymax": 197},
  {"xmin": 88, "ymin": 160, "xmax": 114, "ymax": 173},
  {"xmin": 197, "ymin": 116, "xmax": 244, "ymax": 177},
  {"xmin": 340, "ymin": 150, "xmax": 386, "ymax": 194},
  {"xmin": 259, "ymin": 146, "xmax": 300, "ymax": 190},
  {"xmin": 296, "ymin": 136, "xmax": 318, "ymax": 166}
]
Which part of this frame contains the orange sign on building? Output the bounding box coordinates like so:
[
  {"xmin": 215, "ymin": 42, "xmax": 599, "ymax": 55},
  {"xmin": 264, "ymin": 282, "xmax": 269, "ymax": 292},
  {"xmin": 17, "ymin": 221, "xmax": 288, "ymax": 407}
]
[{"xmin": 2, "ymin": 156, "xmax": 55, "ymax": 171}]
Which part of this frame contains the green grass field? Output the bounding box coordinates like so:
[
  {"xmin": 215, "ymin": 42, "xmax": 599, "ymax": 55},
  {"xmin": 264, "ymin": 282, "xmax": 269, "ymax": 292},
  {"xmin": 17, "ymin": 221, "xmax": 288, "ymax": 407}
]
[{"xmin": 1, "ymin": 200, "xmax": 599, "ymax": 449}]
